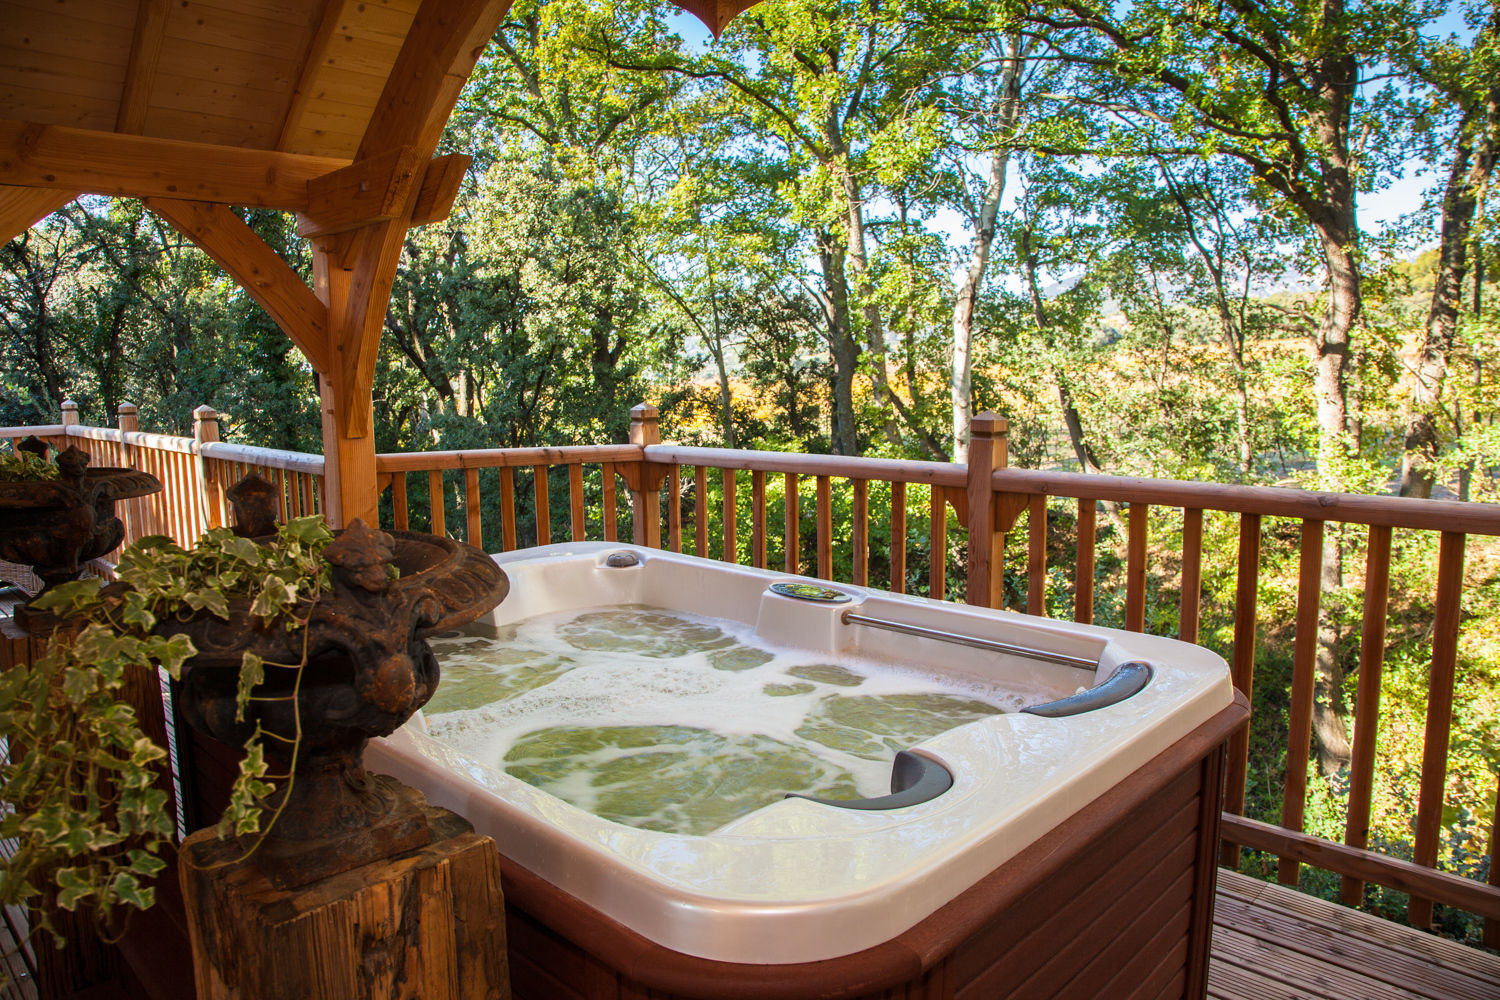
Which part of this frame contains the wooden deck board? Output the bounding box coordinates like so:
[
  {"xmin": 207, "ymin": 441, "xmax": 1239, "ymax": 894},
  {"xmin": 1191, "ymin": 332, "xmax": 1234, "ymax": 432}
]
[{"xmin": 1211, "ymin": 870, "xmax": 1500, "ymax": 1000}]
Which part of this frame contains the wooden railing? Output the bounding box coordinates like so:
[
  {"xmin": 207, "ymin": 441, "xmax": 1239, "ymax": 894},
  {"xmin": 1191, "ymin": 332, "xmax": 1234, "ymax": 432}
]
[
  {"xmin": 4, "ymin": 401, "xmax": 1497, "ymax": 948},
  {"xmin": 0, "ymin": 401, "xmax": 325, "ymax": 556}
]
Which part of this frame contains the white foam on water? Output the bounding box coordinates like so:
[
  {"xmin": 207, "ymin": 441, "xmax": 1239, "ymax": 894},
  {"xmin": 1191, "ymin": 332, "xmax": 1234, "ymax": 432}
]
[{"xmin": 423, "ymin": 606, "xmax": 1036, "ymax": 822}]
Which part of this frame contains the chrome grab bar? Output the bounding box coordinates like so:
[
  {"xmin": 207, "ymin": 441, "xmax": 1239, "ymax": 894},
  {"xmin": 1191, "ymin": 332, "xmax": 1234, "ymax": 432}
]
[{"xmin": 839, "ymin": 610, "xmax": 1100, "ymax": 670}]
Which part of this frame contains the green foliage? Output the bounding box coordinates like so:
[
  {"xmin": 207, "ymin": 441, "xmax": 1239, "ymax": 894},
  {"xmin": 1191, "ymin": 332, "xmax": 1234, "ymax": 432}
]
[
  {"xmin": 0, "ymin": 448, "xmax": 59, "ymax": 482},
  {"xmin": 0, "ymin": 517, "xmax": 332, "ymax": 945}
]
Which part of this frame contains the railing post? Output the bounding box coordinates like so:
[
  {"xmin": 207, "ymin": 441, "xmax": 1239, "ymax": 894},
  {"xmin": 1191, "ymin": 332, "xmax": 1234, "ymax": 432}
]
[
  {"xmin": 60, "ymin": 398, "xmax": 79, "ymax": 429},
  {"xmin": 116, "ymin": 402, "xmax": 138, "ymax": 433},
  {"xmin": 628, "ymin": 403, "xmax": 663, "ymax": 549},
  {"xmin": 966, "ymin": 412, "xmax": 1006, "ymax": 607},
  {"xmin": 193, "ymin": 405, "xmax": 222, "ymax": 533}
]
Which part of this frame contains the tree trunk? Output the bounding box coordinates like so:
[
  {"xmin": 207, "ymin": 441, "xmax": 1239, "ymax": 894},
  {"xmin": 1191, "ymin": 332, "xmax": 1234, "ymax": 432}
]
[
  {"xmin": 816, "ymin": 230, "xmax": 859, "ymax": 456},
  {"xmin": 1021, "ymin": 238, "xmax": 1103, "ymax": 474},
  {"xmin": 952, "ymin": 34, "xmax": 1025, "ymax": 463},
  {"xmin": 840, "ymin": 171, "xmax": 902, "ymax": 447},
  {"xmin": 1400, "ymin": 86, "xmax": 1498, "ymax": 496}
]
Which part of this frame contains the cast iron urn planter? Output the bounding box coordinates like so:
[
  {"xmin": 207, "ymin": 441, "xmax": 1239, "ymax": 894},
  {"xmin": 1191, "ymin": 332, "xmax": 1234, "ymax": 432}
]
[
  {"xmin": 0, "ymin": 438, "xmax": 161, "ymax": 627},
  {"xmin": 165, "ymin": 475, "xmax": 508, "ymax": 888}
]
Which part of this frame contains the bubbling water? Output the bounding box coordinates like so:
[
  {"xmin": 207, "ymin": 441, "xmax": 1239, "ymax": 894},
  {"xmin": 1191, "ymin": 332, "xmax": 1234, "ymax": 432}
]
[{"xmin": 423, "ymin": 605, "xmax": 1030, "ymax": 835}]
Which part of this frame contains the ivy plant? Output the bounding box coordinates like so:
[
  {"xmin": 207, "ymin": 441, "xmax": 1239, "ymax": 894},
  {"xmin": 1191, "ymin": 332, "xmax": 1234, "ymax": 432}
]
[
  {"xmin": 0, "ymin": 450, "xmax": 59, "ymax": 482},
  {"xmin": 0, "ymin": 515, "xmax": 332, "ymax": 945}
]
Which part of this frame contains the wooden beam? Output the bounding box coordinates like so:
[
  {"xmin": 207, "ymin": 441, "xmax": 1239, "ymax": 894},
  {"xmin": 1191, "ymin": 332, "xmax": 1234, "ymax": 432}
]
[
  {"xmin": 276, "ymin": 0, "xmax": 346, "ymax": 151},
  {"xmin": 116, "ymin": 0, "xmax": 170, "ymax": 133},
  {"xmin": 297, "ymin": 146, "xmax": 425, "ymax": 239},
  {"xmin": 0, "ymin": 120, "xmax": 349, "ymax": 210},
  {"xmin": 0, "ymin": 185, "xmax": 76, "ymax": 244},
  {"xmin": 146, "ymin": 198, "xmax": 331, "ymax": 374},
  {"xmin": 357, "ymin": 0, "xmax": 512, "ymax": 160},
  {"xmin": 409, "ymin": 154, "xmax": 471, "ymax": 227}
]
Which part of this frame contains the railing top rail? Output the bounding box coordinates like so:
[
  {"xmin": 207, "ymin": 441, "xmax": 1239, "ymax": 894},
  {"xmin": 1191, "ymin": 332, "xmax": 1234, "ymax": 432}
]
[
  {"xmin": 645, "ymin": 444, "xmax": 967, "ymax": 487},
  {"xmin": 63, "ymin": 424, "xmax": 198, "ymax": 455},
  {"xmin": 200, "ymin": 441, "xmax": 325, "ymax": 476},
  {"xmin": 0, "ymin": 424, "xmax": 66, "ymax": 439},
  {"xmin": 377, "ymin": 444, "xmax": 643, "ymax": 473},
  {"xmin": 992, "ymin": 467, "xmax": 1500, "ymax": 535}
]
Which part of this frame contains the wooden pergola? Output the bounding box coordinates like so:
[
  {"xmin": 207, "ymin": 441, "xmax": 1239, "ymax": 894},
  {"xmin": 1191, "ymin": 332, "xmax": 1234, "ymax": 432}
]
[{"xmin": 1, "ymin": 0, "xmax": 752, "ymax": 526}]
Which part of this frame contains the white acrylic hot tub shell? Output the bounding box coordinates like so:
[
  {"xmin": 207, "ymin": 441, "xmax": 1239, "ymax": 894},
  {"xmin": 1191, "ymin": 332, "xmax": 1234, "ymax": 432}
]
[{"xmin": 366, "ymin": 542, "xmax": 1234, "ymax": 965}]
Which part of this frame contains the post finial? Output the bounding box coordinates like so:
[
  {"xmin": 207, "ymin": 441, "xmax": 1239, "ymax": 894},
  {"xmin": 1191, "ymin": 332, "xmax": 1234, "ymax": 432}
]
[
  {"xmin": 60, "ymin": 399, "xmax": 79, "ymax": 426},
  {"xmin": 193, "ymin": 405, "xmax": 221, "ymax": 445},
  {"xmin": 629, "ymin": 403, "xmax": 660, "ymax": 447}
]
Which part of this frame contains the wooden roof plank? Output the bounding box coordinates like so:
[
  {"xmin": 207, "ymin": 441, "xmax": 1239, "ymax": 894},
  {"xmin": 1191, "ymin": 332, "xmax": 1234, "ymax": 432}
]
[
  {"xmin": 0, "ymin": 120, "xmax": 348, "ymax": 208},
  {"xmin": 0, "ymin": 0, "xmax": 136, "ymax": 33},
  {"xmin": 145, "ymin": 197, "xmax": 331, "ymax": 374},
  {"xmin": 0, "ymin": 185, "xmax": 76, "ymax": 244},
  {"xmin": 0, "ymin": 86, "xmax": 118, "ymax": 130},
  {"xmin": 162, "ymin": 1, "xmax": 317, "ymax": 59},
  {"xmin": 149, "ymin": 71, "xmax": 293, "ymax": 127},
  {"xmin": 117, "ymin": 0, "xmax": 170, "ymax": 132}
]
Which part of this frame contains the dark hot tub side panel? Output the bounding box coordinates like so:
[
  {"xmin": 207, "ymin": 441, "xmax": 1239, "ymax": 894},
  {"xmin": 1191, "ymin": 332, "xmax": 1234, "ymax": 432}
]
[{"xmin": 497, "ymin": 693, "xmax": 1249, "ymax": 1000}]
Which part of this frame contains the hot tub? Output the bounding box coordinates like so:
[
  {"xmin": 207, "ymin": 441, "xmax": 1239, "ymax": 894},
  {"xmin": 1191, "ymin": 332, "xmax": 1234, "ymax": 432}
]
[{"xmin": 366, "ymin": 542, "xmax": 1247, "ymax": 1000}]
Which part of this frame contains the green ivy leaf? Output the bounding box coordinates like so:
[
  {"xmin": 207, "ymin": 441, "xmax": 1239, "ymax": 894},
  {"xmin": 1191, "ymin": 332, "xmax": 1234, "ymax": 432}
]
[
  {"xmin": 236, "ymin": 653, "xmax": 265, "ymax": 721},
  {"xmin": 55, "ymin": 868, "xmax": 94, "ymax": 911}
]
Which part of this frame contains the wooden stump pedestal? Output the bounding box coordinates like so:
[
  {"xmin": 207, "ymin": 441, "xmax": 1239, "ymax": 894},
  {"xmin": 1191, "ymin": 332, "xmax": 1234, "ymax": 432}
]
[{"xmin": 179, "ymin": 803, "xmax": 510, "ymax": 1000}]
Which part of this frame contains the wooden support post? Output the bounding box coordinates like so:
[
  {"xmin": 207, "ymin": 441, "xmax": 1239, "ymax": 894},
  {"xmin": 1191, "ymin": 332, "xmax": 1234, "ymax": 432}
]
[
  {"xmin": 117, "ymin": 402, "xmax": 139, "ymax": 433},
  {"xmin": 179, "ymin": 807, "xmax": 509, "ymax": 999},
  {"xmin": 194, "ymin": 405, "xmax": 222, "ymax": 535},
  {"xmin": 628, "ymin": 404, "xmax": 662, "ymax": 549},
  {"xmin": 61, "ymin": 398, "xmax": 79, "ymax": 428},
  {"xmin": 965, "ymin": 413, "xmax": 1006, "ymax": 607}
]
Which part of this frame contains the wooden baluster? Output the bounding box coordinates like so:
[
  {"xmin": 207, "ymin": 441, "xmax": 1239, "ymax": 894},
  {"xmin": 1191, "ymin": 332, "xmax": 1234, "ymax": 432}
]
[
  {"xmin": 533, "ymin": 465, "xmax": 551, "ymax": 546},
  {"xmin": 1075, "ymin": 498, "xmax": 1096, "ymax": 625},
  {"xmin": 1179, "ymin": 508, "xmax": 1204, "ymax": 643},
  {"xmin": 1279, "ymin": 519, "xmax": 1325, "ymax": 886},
  {"xmin": 816, "ymin": 475, "xmax": 832, "ymax": 581},
  {"xmin": 500, "ymin": 467, "xmax": 517, "ymax": 551},
  {"xmin": 1409, "ymin": 531, "xmax": 1466, "ymax": 929},
  {"xmin": 1027, "ymin": 494, "xmax": 1046, "ymax": 616},
  {"xmin": 1126, "ymin": 502, "xmax": 1148, "ymax": 632},
  {"xmin": 667, "ymin": 466, "xmax": 681, "ymax": 552},
  {"xmin": 721, "ymin": 468, "xmax": 737, "ymax": 563},
  {"xmin": 603, "ymin": 463, "xmax": 618, "ymax": 542},
  {"xmin": 751, "ymin": 470, "xmax": 766, "ymax": 569},
  {"xmin": 784, "ymin": 473, "xmax": 800, "ymax": 574},
  {"xmin": 392, "ymin": 473, "xmax": 409, "ymax": 530},
  {"xmin": 1221, "ymin": 512, "xmax": 1262, "ymax": 868},
  {"xmin": 428, "ymin": 470, "xmax": 445, "ymax": 537},
  {"xmin": 569, "ymin": 463, "xmax": 586, "ymax": 542},
  {"xmin": 275, "ymin": 468, "xmax": 290, "ymax": 525},
  {"xmin": 695, "ymin": 466, "xmax": 708, "ymax": 558},
  {"xmin": 1342, "ymin": 524, "xmax": 1392, "ymax": 904},
  {"xmin": 1488, "ymin": 770, "xmax": 1500, "ymax": 949},
  {"xmin": 465, "ymin": 467, "xmax": 482, "ymax": 547},
  {"xmin": 929, "ymin": 487, "xmax": 946, "ymax": 601},
  {"xmin": 852, "ymin": 479, "xmax": 868, "ymax": 587},
  {"xmin": 890, "ymin": 482, "xmax": 906, "ymax": 595},
  {"xmin": 302, "ymin": 472, "xmax": 316, "ymax": 520}
]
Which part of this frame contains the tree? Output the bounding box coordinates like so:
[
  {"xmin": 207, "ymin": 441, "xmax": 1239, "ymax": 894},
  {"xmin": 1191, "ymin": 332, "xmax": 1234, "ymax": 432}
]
[{"xmin": 1399, "ymin": 6, "xmax": 1500, "ymax": 497}]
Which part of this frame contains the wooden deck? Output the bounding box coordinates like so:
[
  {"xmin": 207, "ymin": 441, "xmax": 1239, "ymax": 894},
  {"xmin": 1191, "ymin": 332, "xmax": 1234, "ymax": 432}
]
[
  {"xmin": 0, "ymin": 866, "xmax": 1495, "ymax": 997},
  {"xmin": 1211, "ymin": 870, "xmax": 1500, "ymax": 1000}
]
